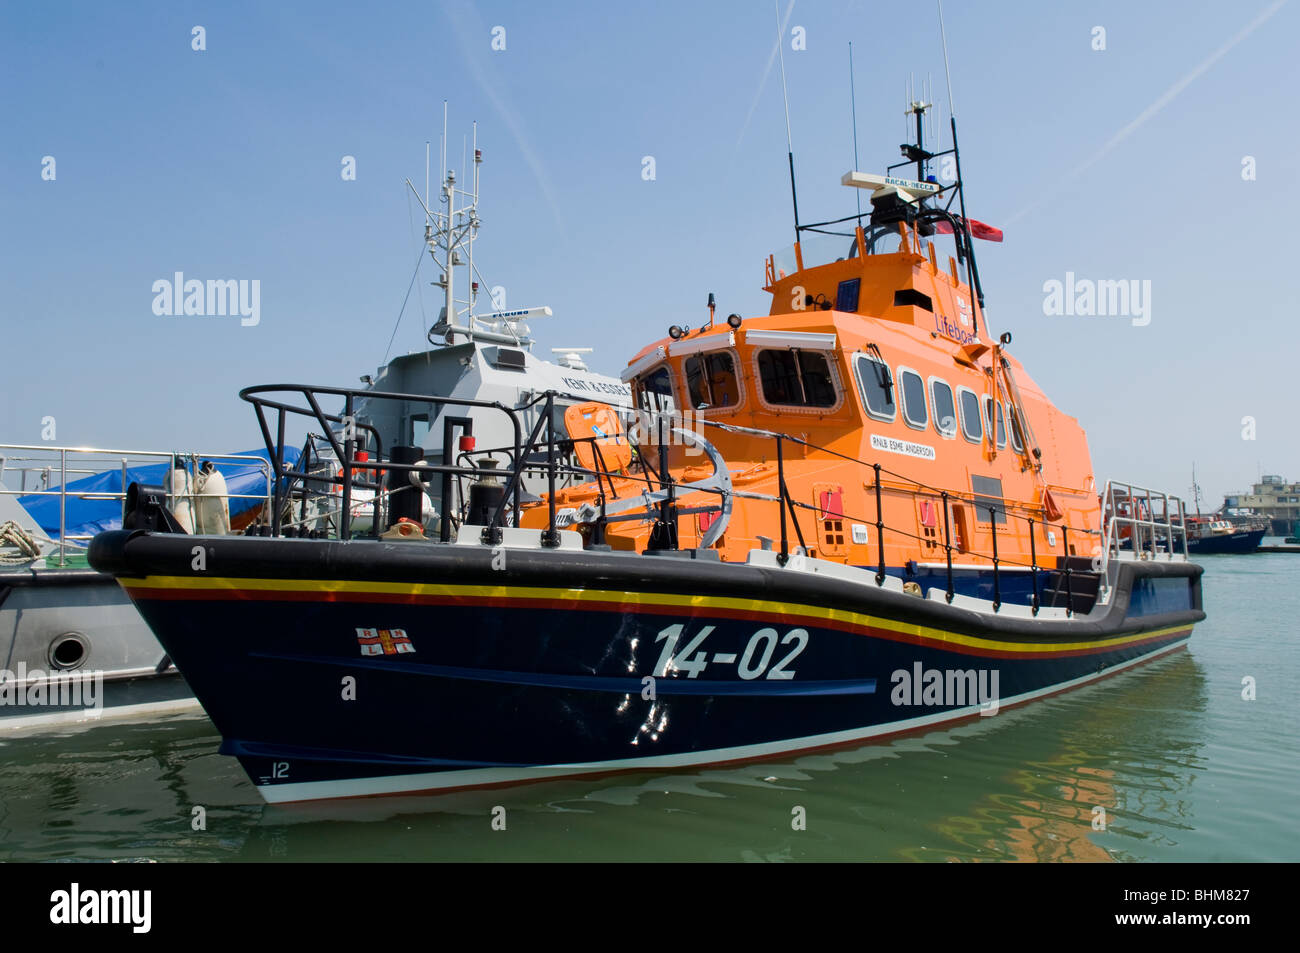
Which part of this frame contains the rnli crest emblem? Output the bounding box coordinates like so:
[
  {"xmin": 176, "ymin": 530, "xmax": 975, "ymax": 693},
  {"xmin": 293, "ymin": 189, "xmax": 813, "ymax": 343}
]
[
  {"xmin": 956, "ymin": 296, "xmax": 972, "ymax": 327},
  {"xmin": 355, "ymin": 627, "xmax": 415, "ymax": 656}
]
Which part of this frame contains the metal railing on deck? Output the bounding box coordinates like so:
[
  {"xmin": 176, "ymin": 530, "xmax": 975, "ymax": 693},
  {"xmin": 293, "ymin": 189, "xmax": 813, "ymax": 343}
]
[
  {"xmin": 240, "ymin": 384, "xmax": 524, "ymax": 541},
  {"xmin": 226, "ymin": 386, "xmax": 1193, "ymax": 618},
  {"xmin": 717, "ymin": 422, "xmax": 1101, "ymax": 616},
  {"xmin": 0, "ymin": 444, "xmax": 272, "ymax": 565},
  {"xmin": 1100, "ymin": 480, "xmax": 1189, "ymax": 566},
  {"xmin": 457, "ymin": 406, "xmax": 1111, "ymax": 617}
]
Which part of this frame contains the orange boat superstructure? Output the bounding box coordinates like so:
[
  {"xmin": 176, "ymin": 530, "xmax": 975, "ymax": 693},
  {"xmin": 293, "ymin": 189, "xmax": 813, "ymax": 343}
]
[{"xmin": 524, "ymin": 171, "xmax": 1105, "ymax": 598}]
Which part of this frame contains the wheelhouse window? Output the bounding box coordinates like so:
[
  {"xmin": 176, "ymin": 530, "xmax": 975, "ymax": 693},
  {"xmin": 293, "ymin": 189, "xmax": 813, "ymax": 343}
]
[
  {"xmin": 635, "ymin": 365, "xmax": 676, "ymax": 415},
  {"xmin": 853, "ymin": 354, "xmax": 896, "ymax": 421},
  {"xmin": 899, "ymin": 369, "xmax": 928, "ymax": 430},
  {"xmin": 758, "ymin": 349, "xmax": 837, "ymax": 407},
  {"xmin": 409, "ymin": 413, "xmax": 430, "ymax": 446},
  {"xmin": 983, "ymin": 397, "xmax": 1007, "ymax": 449},
  {"xmin": 958, "ymin": 387, "xmax": 982, "ymax": 443},
  {"xmin": 684, "ymin": 351, "xmax": 740, "ymax": 409},
  {"xmin": 1008, "ymin": 405, "xmax": 1026, "ymax": 452},
  {"xmin": 930, "ymin": 378, "xmax": 957, "ymax": 437}
]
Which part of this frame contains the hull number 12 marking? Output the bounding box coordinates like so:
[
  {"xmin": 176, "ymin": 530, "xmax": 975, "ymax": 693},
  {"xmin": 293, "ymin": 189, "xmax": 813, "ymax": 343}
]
[{"xmin": 654, "ymin": 624, "xmax": 808, "ymax": 680}]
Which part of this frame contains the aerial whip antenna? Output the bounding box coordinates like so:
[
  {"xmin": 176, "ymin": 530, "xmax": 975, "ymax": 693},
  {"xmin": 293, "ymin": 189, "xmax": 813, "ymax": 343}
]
[
  {"xmin": 849, "ymin": 41, "xmax": 862, "ymax": 224},
  {"xmin": 774, "ymin": 1, "xmax": 800, "ymax": 243},
  {"xmin": 938, "ymin": 0, "xmax": 956, "ymax": 116},
  {"xmin": 935, "ymin": 0, "xmax": 985, "ymax": 310}
]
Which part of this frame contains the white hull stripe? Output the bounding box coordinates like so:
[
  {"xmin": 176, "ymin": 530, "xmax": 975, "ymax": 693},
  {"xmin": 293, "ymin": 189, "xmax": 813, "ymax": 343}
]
[{"xmin": 256, "ymin": 639, "xmax": 1189, "ymax": 803}]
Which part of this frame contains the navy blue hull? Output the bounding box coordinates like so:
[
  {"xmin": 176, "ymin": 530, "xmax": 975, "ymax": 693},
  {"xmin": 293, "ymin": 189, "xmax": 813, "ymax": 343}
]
[
  {"xmin": 1186, "ymin": 529, "xmax": 1265, "ymax": 555},
  {"xmin": 86, "ymin": 531, "xmax": 1204, "ymax": 801},
  {"xmin": 121, "ymin": 597, "xmax": 1191, "ymax": 792}
]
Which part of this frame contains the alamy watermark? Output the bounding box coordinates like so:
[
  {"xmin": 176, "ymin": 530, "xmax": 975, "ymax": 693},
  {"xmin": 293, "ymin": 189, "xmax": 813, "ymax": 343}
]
[
  {"xmin": 890, "ymin": 663, "xmax": 1000, "ymax": 716},
  {"xmin": 152, "ymin": 272, "xmax": 260, "ymax": 326},
  {"xmin": 50, "ymin": 883, "xmax": 150, "ymax": 933},
  {"xmin": 1042, "ymin": 272, "xmax": 1150, "ymax": 326},
  {"xmin": 624, "ymin": 408, "xmax": 709, "ymax": 457},
  {"xmin": 0, "ymin": 663, "xmax": 103, "ymax": 710}
]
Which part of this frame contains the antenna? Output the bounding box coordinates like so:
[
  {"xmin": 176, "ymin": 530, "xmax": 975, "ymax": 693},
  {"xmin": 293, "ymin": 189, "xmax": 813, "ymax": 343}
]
[
  {"xmin": 926, "ymin": 74, "xmax": 936, "ymax": 148},
  {"xmin": 849, "ymin": 42, "xmax": 862, "ymax": 223},
  {"xmin": 472, "ymin": 121, "xmax": 480, "ymax": 202},
  {"xmin": 440, "ymin": 100, "xmax": 447, "ymax": 226},
  {"xmin": 468, "ymin": 122, "xmax": 479, "ymax": 322},
  {"xmin": 935, "ymin": 0, "xmax": 985, "ymax": 310},
  {"xmin": 774, "ymin": 0, "xmax": 800, "ymax": 243},
  {"xmin": 551, "ymin": 347, "xmax": 593, "ymax": 371},
  {"xmin": 937, "ymin": 0, "xmax": 956, "ymax": 116}
]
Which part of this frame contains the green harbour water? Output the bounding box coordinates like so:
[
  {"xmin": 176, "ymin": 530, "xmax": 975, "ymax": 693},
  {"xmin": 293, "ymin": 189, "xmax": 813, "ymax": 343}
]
[{"xmin": 1, "ymin": 549, "xmax": 1297, "ymax": 863}]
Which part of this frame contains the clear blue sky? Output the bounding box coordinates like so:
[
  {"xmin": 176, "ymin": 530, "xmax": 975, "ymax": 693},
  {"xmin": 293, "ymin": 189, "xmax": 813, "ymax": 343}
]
[{"xmin": 2, "ymin": 0, "xmax": 1297, "ymax": 507}]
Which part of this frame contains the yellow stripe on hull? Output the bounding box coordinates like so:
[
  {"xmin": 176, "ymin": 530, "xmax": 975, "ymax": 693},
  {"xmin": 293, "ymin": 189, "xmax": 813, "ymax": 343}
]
[{"xmin": 121, "ymin": 574, "xmax": 1192, "ymax": 657}]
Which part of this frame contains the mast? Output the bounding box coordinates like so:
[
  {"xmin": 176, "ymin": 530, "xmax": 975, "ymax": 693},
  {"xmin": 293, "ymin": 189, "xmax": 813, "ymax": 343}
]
[
  {"xmin": 468, "ymin": 122, "xmax": 478, "ymax": 325},
  {"xmin": 907, "ymin": 80, "xmax": 930, "ymax": 182},
  {"xmin": 405, "ymin": 112, "xmax": 551, "ymax": 351}
]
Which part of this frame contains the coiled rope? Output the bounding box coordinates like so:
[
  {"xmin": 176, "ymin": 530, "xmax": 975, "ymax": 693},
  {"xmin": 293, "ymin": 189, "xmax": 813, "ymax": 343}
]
[{"xmin": 0, "ymin": 520, "xmax": 44, "ymax": 564}]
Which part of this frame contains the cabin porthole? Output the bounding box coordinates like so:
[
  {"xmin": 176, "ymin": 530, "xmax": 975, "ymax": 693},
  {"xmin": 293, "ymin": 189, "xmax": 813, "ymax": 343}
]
[{"xmin": 48, "ymin": 632, "xmax": 88, "ymax": 671}]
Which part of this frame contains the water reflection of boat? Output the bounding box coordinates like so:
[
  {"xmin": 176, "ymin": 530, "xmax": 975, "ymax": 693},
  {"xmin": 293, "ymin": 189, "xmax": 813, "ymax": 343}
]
[
  {"xmin": 0, "ymin": 637, "xmax": 1207, "ymax": 862},
  {"xmin": 252, "ymin": 647, "xmax": 1205, "ymax": 865},
  {"xmin": 0, "ymin": 712, "xmax": 244, "ymax": 860},
  {"xmin": 933, "ymin": 648, "xmax": 1206, "ymax": 862}
]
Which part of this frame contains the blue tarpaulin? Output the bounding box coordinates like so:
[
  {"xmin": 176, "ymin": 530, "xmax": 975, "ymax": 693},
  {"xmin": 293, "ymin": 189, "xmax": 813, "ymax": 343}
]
[{"xmin": 16, "ymin": 447, "xmax": 299, "ymax": 540}]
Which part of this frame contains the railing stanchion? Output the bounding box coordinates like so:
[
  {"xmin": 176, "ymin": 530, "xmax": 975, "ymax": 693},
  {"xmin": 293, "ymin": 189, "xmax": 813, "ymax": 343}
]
[
  {"xmin": 1028, "ymin": 517, "xmax": 1040, "ymax": 616},
  {"xmin": 510, "ymin": 410, "xmax": 522, "ymax": 527},
  {"xmin": 58, "ymin": 449, "xmax": 66, "ymax": 565},
  {"xmin": 989, "ymin": 505, "xmax": 1001, "ymax": 612},
  {"xmin": 273, "ymin": 409, "xmax": 286, "ymax": 536},
  {"xmin": 340, "ymin": 395, "xmax": 354, "ymax": 539},
  {"xmin": 543, "ymin": 393, "xmax": 560, "ymax": 547},
  {"xmin": 1143, "ymin": 487, "xmax": 1155, "ymax": 557},
  {"xmin": 1062, "ymin": 525, "xmax": 1074, "ymax": 617},
  {"xmin": 873, "ymin": 463, "xmax": 885, "ymax": 585},
  {"xmin": 1170, "ymin": 491, "xmax": 1180, "ymax": 556},
  {"xmin": 590, "ymin": 440, "xmax": 609, "ymax": 547},
  {"xmin": 776, "ymin": 436, "xmax": 788, "ymax": 563},
  {"xmin": 941, "ymin": 491, "xmax": 954, "ymax": 603}
]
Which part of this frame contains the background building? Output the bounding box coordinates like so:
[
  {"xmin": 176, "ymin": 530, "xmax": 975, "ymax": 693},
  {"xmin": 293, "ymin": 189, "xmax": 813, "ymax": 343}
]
[{"xmin": 1226, "ymin": 476, "xmax": 1300, "ymax": 535}]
